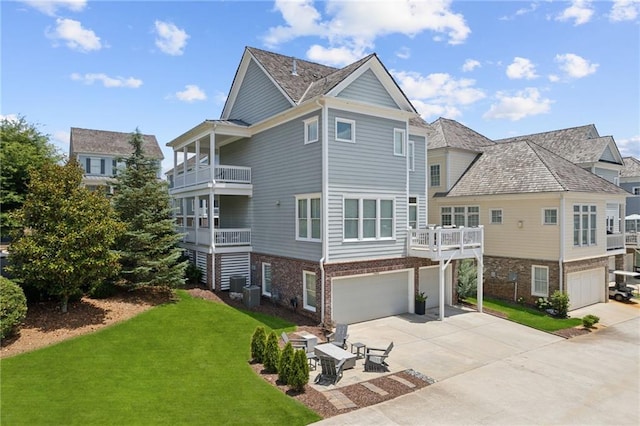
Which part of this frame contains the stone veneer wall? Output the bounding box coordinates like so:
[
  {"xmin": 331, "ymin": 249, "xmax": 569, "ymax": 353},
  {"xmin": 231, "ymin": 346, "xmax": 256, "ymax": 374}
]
[{"xmin": 484, "ymin": 256, "xmax": 559, "ymax": 305}]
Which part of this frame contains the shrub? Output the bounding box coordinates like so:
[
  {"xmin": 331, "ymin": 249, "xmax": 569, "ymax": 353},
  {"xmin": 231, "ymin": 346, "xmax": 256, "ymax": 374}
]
[
  {"xmin": 263, "ymin": 331, "xmax": 280, "ymax": 373},
  {"xmin": 582, "ymin": 314, "xmax": 600, "ymax": 328},
  {"xmin": 88, "ymin": 279, "xmax": 119, "ymax": 299},
  {"xmin": 288, "ymin": 349, "xmax": 310, "ymax": 392},
  {"xmin": 549, "ymin": 290, "xmax": 570, "ymax": 318},
  {"xmin": 457, "ymin": 259, "xmax": 477, "ymax": 301},
  {"xmin": 0, "ymin": 276, "xmax": 27, "ymax": 339},
  {"xmin": 184, "ymin": 262, "xmax": 202, "ymax": 286},
  {"xmin": 278, "ymin": 342, "xmax": 295, "ymax": 384},
  {"xmin": 517, "ymin": 296, "xmax": 525, "ymax": 306},
  {"xmin": 250, "ymin": 326, "xmax": 267, "ymax": 363},
  {"xmin": 535, "ymin": 297, "xmax": 551, "ymax": 311}
]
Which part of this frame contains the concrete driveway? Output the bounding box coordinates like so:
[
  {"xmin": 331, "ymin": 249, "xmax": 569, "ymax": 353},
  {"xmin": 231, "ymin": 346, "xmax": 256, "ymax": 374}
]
[{"xmin": 314, "ymin": 302, "xmax": 640, "ymax": 425}]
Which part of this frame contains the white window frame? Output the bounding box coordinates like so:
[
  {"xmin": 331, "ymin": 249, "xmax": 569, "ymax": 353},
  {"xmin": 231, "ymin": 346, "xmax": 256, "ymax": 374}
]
[
  {"xmin": 531, "ymin": 265, "xmax": 549, "ymax": 297},
  {"xmin": 303, "ymin": 270, "xmax": 317, "ymax": 312},
  {"xmin": 261, "ymin": 263, "xmax": 272, "ymax": 297},
  {"xmin": 430, "ymin": 164, "xmax": 441, "ymax": 187},
  {"xmin": 393, "ymin": 128, "xmax": 405, "ymax": 157},
  {"xmin": 441, "ymin": 206, "xmax": 479, "ymax": 227},
  {"xmin": 343, "ymin": 196, "xmax": 395, "ymax": 241},
  {"xmin": 408, "ymin": 140, "xmax": 415, "ymax": 171},
  {"xmin": 408, "ymin": 196, "xmax": 418, "ymax": 229},
  {"xmin": 573, "ymin": 204, "xmax": 597, "ymax": 246},
  {"xmin": 304, "ymin": 116, "xmax": 318, "ymax": 144},
  {"xmin": 543, "ymin": 208, "xmax": 558, "ymax": 225},
  {"xmin": 295, "ymin": 194, "xmax": 321, "ymax": 242},
  {"xmin": 633, "ymin": 187, "xmax": 640, "ymax": 195},
  {"xmin": 490, "ymin": 209, "xmax": 503, "ymax": 224},
  {"xmin": 335, "ymin": 118, "xmax": 355, "ymax": 143}
]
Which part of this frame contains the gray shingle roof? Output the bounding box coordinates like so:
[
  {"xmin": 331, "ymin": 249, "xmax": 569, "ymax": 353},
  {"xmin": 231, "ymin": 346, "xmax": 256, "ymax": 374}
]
[
  {"xmin": 494, "ymin": 124, "xmax": 622, "ymax": 165},
  {"xmin": 427, "ymin": 118, "xmax": 495, "ymax": 151},
  {"xmin": 444, "ymin": 140, "xmax": 628, "ymax": 197},
  {"xmin": 70, "ymin": 128, "xmax": 163, "ymax": 160},
  {"xmin": 621, "ymin": 156, "xmax": 640, "ymax": 178}
]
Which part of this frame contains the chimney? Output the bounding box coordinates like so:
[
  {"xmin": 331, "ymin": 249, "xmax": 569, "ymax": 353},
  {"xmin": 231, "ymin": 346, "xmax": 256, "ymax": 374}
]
[{"xmin": 292, "ymin": 58, "xmax": 298, "ymax": 76}]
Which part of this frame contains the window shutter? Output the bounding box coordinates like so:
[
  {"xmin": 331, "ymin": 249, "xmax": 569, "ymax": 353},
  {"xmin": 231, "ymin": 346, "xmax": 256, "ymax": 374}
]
[{"xmin": 85, "ymin": 158, "xmax": 91, "ymax": 173}]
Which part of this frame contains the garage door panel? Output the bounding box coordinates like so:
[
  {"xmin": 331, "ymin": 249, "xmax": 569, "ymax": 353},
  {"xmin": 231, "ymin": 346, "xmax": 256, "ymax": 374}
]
[
  {"xmin": 567, "ymin": 268, "xmax": 604, "ymax": 310},
  {"xmin": 333, "ymin": 271, "xmax": 410, "ymax": 324}
]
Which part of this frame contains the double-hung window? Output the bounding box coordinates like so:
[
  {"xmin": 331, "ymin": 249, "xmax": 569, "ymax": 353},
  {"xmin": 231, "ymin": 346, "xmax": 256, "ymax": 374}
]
[
  {"xmin": 531, "ymin": 265, "xmax": 549, "ymax": 297},
  {"xmin": 296, "ymin": 195, "xmax": 321, "ymax": 241},
  {"xmin": 262, "ymin": 263, "xmax": 272, "ymax": 296},
  {"xmin": 430, "ymin": 164, "xmax": 441, "ymax": 187},
  {"xmin": 343, "ymin": 197, "xmax": 394, "ymax": 240},
  {"xmin": 335, "ymin": 118, "xmax": 355, "ymax": 143},
  {"xmin": 573, "ymin": 204, "xmax": 597, "ymax": 246},
  {"xmin": 490, "ymin": 209, "xmax": 503, "ymax": 224},
  {"xmin": 303, "ymin": 271, "xmax": 316, "ymax": 312},
  {"xmin": 85, "ymin": 157, "xmax": 105, "ymax": 175},
  {"xmin": 442, "ymin": 206, "xmax": 480, "ymax": 227},
  {"xmin": 543, "ymin": 208, "xmax": 558, "ymax": 225},
  {"xmin": 304, "ymin": 117, "xmax": 318, "ymax": 144},
  {"xmin": 408, "ymin": 140, "xmax": 415, "ymax": 171},
  {"xmin": 393, "ymin": 129, "xmax": 405, "ymax": 156},
  {"xmin": 441, "ymin": 207, "xmax": 452, "ymax": 226}
]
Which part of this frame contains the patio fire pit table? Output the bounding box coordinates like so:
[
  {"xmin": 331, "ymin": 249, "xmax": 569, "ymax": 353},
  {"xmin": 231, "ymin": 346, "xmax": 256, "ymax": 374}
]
[{"xmin": 314, "ymin": 343, "xmax": 357, "ymax": 369}]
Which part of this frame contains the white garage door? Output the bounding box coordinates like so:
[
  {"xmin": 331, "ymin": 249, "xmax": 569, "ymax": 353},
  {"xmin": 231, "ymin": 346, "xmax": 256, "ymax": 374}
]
[
  {"xmin": 567, "ymin": 268, "xmax": 604, "ymax": 310},
  {"xmin": 332, "ymin": 270, "xmax": 411, "ymax": 324}
]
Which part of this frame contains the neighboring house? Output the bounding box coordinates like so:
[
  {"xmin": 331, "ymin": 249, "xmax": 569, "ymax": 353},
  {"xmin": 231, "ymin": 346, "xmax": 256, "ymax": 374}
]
[
  {"xmin": 427, "ymin": 118, "xmax": 628, "ymax": 310},
  {"xmin": 166, "ymin": 47, "xmax": 484, "ymax": 325},
  {"xmin": 620, "ymin": 156, "xmax": 640, "ymax": 217},
  {"xmin": 69, "ymin": 127, "xmax": 164, "ymax": 193}
]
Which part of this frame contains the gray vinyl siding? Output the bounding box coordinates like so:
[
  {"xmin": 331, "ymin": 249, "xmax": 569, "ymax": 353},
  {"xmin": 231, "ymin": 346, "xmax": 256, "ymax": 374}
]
[
  {"xmin": 77, "ymin": 154, "xmax": 117, "ymax": 176},
  {"xmin": 600, "ymin": 145, "xmax": 617, "ymax": 162},
  {"xmin": 218, "ymin": 196, "xmax": 250, "ymax": 228},
  {"xmin": 337, "ymin": 69, "xmax": 399, "ymax": 109},
  {"xmin": 327, "ymin": 108, "xmax": 408, "ymax": 260},
  {"xmin": 229, "ymin": 59, "xmax": 292, "ymax": 125},
  {"xmin": 220, "ymin": 112, "xmax": 322, "ymax": 261},
  {"xmin": 594, "ymin": 167, "xmax": 618, "ymax": 184},
  {"xmin": 409, "ymin": 135, "xmax": 427, "ymax": 229}
]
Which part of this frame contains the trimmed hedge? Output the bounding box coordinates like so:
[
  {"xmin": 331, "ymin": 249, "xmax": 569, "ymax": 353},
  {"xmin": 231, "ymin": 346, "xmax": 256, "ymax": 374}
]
[
  {"xmin": 250, "ymin": 326, "xmax": 267, "ymax": 363},
  {"xmin": 0, "ymin": 277, "xmax": 27, "ymax": 339},
  {"xmin": 263, "ymin": 331, "xmax": 280, "ymax": 373}
]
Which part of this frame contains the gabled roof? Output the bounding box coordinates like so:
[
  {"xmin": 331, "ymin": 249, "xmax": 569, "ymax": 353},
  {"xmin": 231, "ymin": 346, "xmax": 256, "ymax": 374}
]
[
  {"xmin": 621, "ymin": 156, "xmax": 640, "ymax": 178},
  {"xmin": 444, "ymin": 140, "xmax": 628, "ymax": 197},
  {"xmin": 70, "ymin": 127, "xmax": 163, "ymax": 160},
  {"xmin": 427, "ymin": 118, "xmax": 495, "ymax": 151},
  {"xmin": 495, "ymin": 124, "xmax": 623, "ymax": 165}
]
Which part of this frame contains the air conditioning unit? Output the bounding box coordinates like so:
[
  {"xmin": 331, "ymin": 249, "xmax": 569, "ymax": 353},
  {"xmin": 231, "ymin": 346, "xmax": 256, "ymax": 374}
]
[
  {"xmin": 243, "ymin": 285, "xmax": 261, "ymax": 308},
  {"xmin": 229, "ymin": 275, "xmax": 246, "ymax": 293}
]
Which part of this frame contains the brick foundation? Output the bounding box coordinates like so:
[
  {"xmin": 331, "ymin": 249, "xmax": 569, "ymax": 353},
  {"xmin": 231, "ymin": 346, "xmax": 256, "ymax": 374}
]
[{"xmin": 484, "ymin": 256, "xmax": 559, "ymax": 305}]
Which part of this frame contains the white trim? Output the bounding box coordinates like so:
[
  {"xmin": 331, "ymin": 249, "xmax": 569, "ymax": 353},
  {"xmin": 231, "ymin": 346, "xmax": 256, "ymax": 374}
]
[
  {"xmin": 303, "ymin": 270, "xmax": 317, "ymax": 312},
  {"xmin": 342, "ymin": 195, "xmax": 395, "ymax": 241},
  {"xmin": 632, "ymin": 186, "xmax": 640, "ymax": 195},
  {"xmin": 393, "ymin": 128, "xmax": 406, "ymax": 157},
  {"xmin": 295, "ymin": 193, "xmax": 322, "ymax": 242},
  {"xmin": 542, "ymin": 207, "xmax": 558, "ymax": 225},
  {"xmin": 430, "ymin": 163, "xmax": 441, "ymax": 187},
  {"xmin": 531, "ymin": 265, "xmax": 549, "ymax": 297},
  {"xmin": 490, "ymin": 209, "xmax": 503, "ymax": 225},
  {"xmin": 304, "ymin": 116, "xmax": 319, "ymax": 144},
  {"xmin": 261, "ymin": 262, "xmax": 272, "ymax": 296},
  {"xmin": 335, "ymin": 118, "xmax": 356, "ymax": 143},
  {"xmin": 408, "ymin": 140, "xmax": 415, "ymax": 172}
]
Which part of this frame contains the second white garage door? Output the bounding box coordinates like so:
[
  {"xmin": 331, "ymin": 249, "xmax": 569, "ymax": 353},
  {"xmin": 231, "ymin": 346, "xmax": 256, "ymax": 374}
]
[
  {"xmin": 332, "ymin": 270, "xmax": 412, "ymax": 324},
  {"xmin": 567, "ymin": 268, "xmax": 605, "ymax": 310}
]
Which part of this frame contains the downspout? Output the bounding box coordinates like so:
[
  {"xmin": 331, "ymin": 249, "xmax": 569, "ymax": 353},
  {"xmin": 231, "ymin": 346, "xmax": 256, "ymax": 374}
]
[
  {"xmin": 318, "ymin": 99, "xmax": 329, "ymax": 324},
  {"xmin": 559, "ymin": 194, "xmax": 565, "ymax": 293}
]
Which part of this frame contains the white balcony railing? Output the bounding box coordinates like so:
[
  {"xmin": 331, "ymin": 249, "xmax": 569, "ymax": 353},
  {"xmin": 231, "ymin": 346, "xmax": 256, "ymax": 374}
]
[
  {"xmin": 215, "ymin": 228, "xmax": 251, "ymax": 246},
  {"xmin": 171, "ymin": 165, "xmax": 251, "ymax": 189},
  {"xmin": 606, "ymin": 233, "xmax": 625, "ymax": 251},
  {"xmin": 409, "ymin": 226, "xmax": 483, "ymax": 260},
  {"xmin": 626, "ymin": 232, "xmax": 639, "ymax": 247}
]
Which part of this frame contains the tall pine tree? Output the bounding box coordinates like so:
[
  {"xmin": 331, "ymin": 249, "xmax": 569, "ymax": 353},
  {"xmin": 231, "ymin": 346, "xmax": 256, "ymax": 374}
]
[{"xmin": 112, "ymin": 129, "xmax": 186, "ymax": 288}]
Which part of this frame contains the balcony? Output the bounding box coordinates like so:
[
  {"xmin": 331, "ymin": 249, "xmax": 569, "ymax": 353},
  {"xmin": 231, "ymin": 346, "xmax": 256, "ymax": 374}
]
[
  {"xmin": 170, "ymin": 165, "xmax": 252, "ymax": 195},
  {"xmin": 626, "ymin": 232, "xmax": 639, "ymax": 248},
  {"xmin": 408, "ymin": 226, "xmax": 483, "ymax": 261},
  {"xmin": 180, "ymin": 227, "xmax": 251, "ymax": 249},
  {"xmin": 606, "ymin": 233, "xmax": 625, "ymax": 251}
]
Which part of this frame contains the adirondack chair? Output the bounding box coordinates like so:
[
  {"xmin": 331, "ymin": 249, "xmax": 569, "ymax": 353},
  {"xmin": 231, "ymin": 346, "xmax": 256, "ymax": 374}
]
[
  {"xmin": 280, "ymin": 332, "xmax": 307, "ymax": 350},
  {"xmin": 364, "ymin": 342, "xmax": 394, "ymax": 372},
  {"xmin": 327, "ymin": 323, "xmax": 349, "ymax": 349},
  {"xmin": 314, "ymin": 356, "xmax": 345, "ymax": 385}
]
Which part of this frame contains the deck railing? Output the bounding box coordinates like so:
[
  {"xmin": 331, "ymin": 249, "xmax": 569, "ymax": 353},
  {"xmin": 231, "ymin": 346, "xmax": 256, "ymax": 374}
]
[
  {"xmin": 171, "ymin": 165, "xmax": 251, "ymax": 188},
  {"xmin": 214, "ymin": 228, "xmax": 251, "ymax": 246},
  {"xmin": 606, "ymin": 233, "xmax": 625, "ymax": 251},
  {"xmin": 409, "ymin": 226, "xmax": 483, "ymax": 259},
  {"xmin": 625, "ymin": 232, "xmax": 639, "ymax": 247}
]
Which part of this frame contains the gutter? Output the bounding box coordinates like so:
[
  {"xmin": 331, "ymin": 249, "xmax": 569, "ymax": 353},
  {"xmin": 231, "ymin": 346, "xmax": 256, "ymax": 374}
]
[{"xmin": 318, "ymin": 98, "xmax": 329, "ymax": 324}]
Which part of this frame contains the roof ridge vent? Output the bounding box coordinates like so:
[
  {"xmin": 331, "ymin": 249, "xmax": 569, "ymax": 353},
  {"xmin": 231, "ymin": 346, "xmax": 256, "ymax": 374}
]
[{"xmin": 292, "ymin": 58, "xmax": 298, "ymax": 76}]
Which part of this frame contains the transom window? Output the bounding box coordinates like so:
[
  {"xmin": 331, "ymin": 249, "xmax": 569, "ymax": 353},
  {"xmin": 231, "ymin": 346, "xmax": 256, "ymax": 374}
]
[
  {"xmin": 441, "ymin": 206, "xmax": 479, "ymax": 227},
  {"xmin": 303, "ymin": 271, "xmax": 316, "ymax": 312},
  {"xmin": 344, "ymin": 197, "xmax": 394, "ymax": 240},
  {"xmin": 430, "ymin": 164, "xmax": 441, "ymax": 187},
  {"xmin": 394, "ymin": 129, "xmax": 405, "ymax": 156},
  {"xmin": 335, "ymin": 118, "xmax": 355, "ymax": 143},
  {"xmin": 573, "ymin": 204, "xmax": 597, "ymax": 246},
  {"xmin": 408, "ymin": 140, "xmax": 415, "ymax": 171},
  {"xmin": 531, "ymin": 265, "xmax": 549, "ymax": 297},
  {"xmin": 296, "ymin": 195, "xmax": 321, "ymax": 241},
  {"xmin": 543, "ymin": 208, "xmax": 558, "ymax": 225},
  {"xmin": 490, "ymin": 209, "xmax": 503, "ymax": 224},
  {"xmin": 304, "ymin": 117, "xmax": 318, "ymax": 144}
]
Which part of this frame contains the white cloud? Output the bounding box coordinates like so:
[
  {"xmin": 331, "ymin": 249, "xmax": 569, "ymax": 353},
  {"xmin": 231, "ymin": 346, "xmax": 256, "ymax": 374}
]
[
  {"xmin": 306, "ymin": 44, "xmax": 365, "ymax": 67},
  {"xmin": 154, "ymin": 21, "xmax": 189, "ymax": 56},
  {"xmin": 499, "ymin": 2, "xmax": 539, "ymax": 21},
  {"xmin": 555, "ymin": 53, "xmax": 598, "ymax": 78},
  {"xmin": 174, "ymin": 85, "xmax": 207, "ymax": 103},
  {"xmin": 264, "ymin": 0, "xmax": 470, "ymax": 64},
  {"xmin": 462, "ymin": 59, "xmax": 481, "ymax": 72},
  {"xmin": 47, "ymin": 18, "xmax": 102, "ymax": 52},
  {"xmin": 483, "ymin": 88, "xmax": 553, "ymax": 121},
  {"xmin": 213, "ymin": 91, "xmax": 228, "ymax": 105},
  {"xmin": 556, "ymin": 0, "xmax": 594, "ymax": 25},
  {"xmin": 19, "ymin": 0, "xmax": 86, "ymax": 16},
  {"xmin": 396, "ymin": 47, "xmax": 411, "ymax": 60},
  {"xmin": 609, "ymin": 0, "xmax": 640, "ymax": 22},
  {"xmin": 617, "ymin": 135, "xmax": 640, "ymax": 158},
  {"xmin": 506, "ymin": 57, "xmax": 538, "ymax": 80},
  {"xmin": 392, "ymin": 70, "xmax": 485, "ymax": 120},
  {"xmin": 71, "ymin": 73, "xmax": 143, "ymax": 88},
  {"xmin": 548, "ymin": 74, "xmax": 560, "ymax": 83}
]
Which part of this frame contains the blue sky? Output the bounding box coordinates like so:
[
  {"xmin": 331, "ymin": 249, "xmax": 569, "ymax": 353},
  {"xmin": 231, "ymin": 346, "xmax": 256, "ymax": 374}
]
[{"xmin": 2, "ymin": 0, "xmax": 639, "ymax": 172}]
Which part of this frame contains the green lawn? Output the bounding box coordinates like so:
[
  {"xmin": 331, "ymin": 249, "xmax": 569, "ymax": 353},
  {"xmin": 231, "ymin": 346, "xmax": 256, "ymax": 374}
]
[
  {"xmin": 468, "ymin": 297, "xmax": 583, "ymax": 332},
  {"xmin": 1, "ymin": 291, "xmax": 321, "ymax": 425}
]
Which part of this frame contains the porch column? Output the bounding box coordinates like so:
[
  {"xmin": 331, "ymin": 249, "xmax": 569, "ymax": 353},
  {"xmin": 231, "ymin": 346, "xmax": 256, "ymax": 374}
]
[
  {"xmin": 477, "ymin": 256, "xmax": 483, "ymax": 313},
  {"xmin": 182, "ymin": 146, "xmax": 187, "ymax": 176},
  {"xmin": 439, "ymin": 259, "xmax": 445, "ymax": 321},
  {"xmin": 195, "ymin": 139, "xmax": 200, "ymax": 184},
  {"xmin": 173, "ymin": 150, "xmax": 177, "ymax": 187},
  {"xmin": 194, "ymin": 195, "xmax": 200, "ymax": 245},
  {"xmin": 210, "ymin": 192, "xmax": 215, "ymax": 249},
  {"xmin": 210, "ymin": 131, "xmax": 216, "ymax": 182}
]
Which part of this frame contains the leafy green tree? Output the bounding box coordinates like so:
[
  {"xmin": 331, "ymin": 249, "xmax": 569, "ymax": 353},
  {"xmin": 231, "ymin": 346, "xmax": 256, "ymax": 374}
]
[
  {"xmin": 0, "ymin": 116, "xmax": 60, "ymax": 238},
  {"xmin": 111, "ymin": 129, "xmax": 186, "ymax": 288},
  {"xmin": 8, "ymin": 160, "xmax": 123, "ymax": 312},
  {"xmin": 457, "ymin": 259, "xmax": 477, "ymax": 302},
  {"xmin": 263, "ymin": 331, "xmax": 281, "ymax": 373}
]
